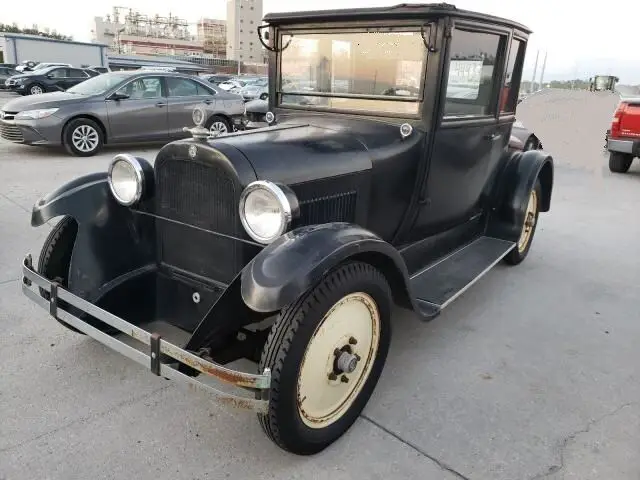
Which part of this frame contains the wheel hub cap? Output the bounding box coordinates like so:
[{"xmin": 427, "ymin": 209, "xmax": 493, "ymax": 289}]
[
  {"xmin": 336, "ymin": 350, "xmax": 359, "ymax": 374},
  {"xmin": 296, "ymin": 292, "xmax": 380, "ymax": 429}
]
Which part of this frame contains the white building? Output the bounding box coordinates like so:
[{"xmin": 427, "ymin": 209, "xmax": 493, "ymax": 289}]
[
  {"xmin": 91, "ymin": 8, "xmax": 203, "ymax": 56},
  {"xmin": 0, "ymin": 32, "xmax": 108, "ymax": 67},
  {"xmin": 226, "ymin": 0, "xmax": 263, "ymax": 62}
]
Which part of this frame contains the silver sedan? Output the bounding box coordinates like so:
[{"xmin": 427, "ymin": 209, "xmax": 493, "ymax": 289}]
[{"xmin": 0, "ymin": 71, "xmax": 245, "ymax": 156}]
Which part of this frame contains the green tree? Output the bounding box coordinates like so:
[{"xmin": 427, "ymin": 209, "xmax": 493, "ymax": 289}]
[{"xmin": 0, "ymin": 23, "xmax": 72, "ymax": 41}]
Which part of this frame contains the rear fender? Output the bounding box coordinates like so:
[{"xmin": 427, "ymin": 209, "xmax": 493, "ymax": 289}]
[
  {"xmin": 488, "ymin": 149, "xmax": 554, "ymax": 241},
  {"xmin": 31, "ymin": 172, "xmax": 155, "ymax": 302},
  {"xmin": 240, "ymin": 223, "xmax": 414, "ymax": 314}
]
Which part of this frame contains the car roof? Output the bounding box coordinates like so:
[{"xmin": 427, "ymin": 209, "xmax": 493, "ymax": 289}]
[{"xmin": 263, "ymin": 3, "xmax": 531, "ymax": 34}]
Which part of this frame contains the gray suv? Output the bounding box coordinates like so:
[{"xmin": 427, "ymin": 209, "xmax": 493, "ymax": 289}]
[{"xmin": 0, "ymin": 71, "xmax": 245, "ymax": 156}]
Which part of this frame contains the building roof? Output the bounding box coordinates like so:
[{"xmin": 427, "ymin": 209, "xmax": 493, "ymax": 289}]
[
  {"xmin": 0, "ymin": 32, "xmax": 108, "ymax": 47},
  {"xmin": 107, "ymin": 54, "xmax": 207, "ymax": 72},
  {"xmin": 263, "ymin": 3, "xmax": 531, "ymax": 34}
]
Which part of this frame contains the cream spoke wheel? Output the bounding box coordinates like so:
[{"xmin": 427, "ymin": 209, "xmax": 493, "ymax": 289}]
[
  {"xmin": 517, "ymin": 188, "xmax": 538, "ymax": 253},
  {"xmin": 296, "ymin": 292, "xmax": 380, "ymax": 429},
  {"xmin": 258, "ymin": 261, "xmax": 391, "ymax": 455}
]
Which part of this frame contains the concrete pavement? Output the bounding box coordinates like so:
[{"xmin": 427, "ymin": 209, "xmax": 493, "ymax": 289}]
[{"xmin": 0, "ymin": 88, "xmax": 638, "ymax": 479}]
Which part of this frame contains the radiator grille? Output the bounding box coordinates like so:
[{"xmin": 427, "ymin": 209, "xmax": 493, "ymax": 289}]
[
  {"xmin": 298, "ymin": 191, "xmax": 357, "ymax": 226},
  {"xmin": 156, "ymin": 157, "xmax": 242, "ymax": 284},
  {"xmin": 0, "ymin": 122, "xmax": 23, "ymax": 142}
]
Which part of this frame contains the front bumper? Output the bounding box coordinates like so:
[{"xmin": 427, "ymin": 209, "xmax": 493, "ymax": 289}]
[
  {"xmin": 21, "ymin": 255, "xmax": 271, "ymax": 413},
  {"xmin": 607, "ymin": 137, "xmax": 639, "ymax": 155},
  {"xmin": 0, "ymin": 117, "xmax": 63, "ymax": 145}
]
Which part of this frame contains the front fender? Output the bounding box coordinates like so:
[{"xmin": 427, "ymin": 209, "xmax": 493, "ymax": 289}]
[
  {"xmin": 240, "ymin": 223, "xmax": 413, "ymax": 313},
  {"xmin": 489, "ymin": 149, "xmax": 554, "ymax": 241},
  {"xmin": 31, "ymin": 172, "xmax": 109, "ymax": 226},
  {"xmin": 31, "ymin": 172, "xmax": 155, "ymax": 302}
]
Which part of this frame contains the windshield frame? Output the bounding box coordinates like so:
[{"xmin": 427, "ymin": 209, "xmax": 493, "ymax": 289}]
[{"xmin": 274, "ymin": 24, "xmax": 430, "ymax": 119}]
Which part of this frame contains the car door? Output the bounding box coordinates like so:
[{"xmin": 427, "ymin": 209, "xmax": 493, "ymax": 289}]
[
  {"xmin": 44, "ymin": 68, "xmax": 69, "ymax": 91},
  {"xmin": 411, "ymin": 25, "xmax": 507, "ymax": 237},
  {"xmin": 105, "ymin": 75, "xmax": 169, "ymax": 143},
  {"xmin": 66, "ymin": 68, "xmax": 90, "ymax": 88},
  {"xmin": 166, "ymin": 76, "xmax": 215, "ymax": 138}
]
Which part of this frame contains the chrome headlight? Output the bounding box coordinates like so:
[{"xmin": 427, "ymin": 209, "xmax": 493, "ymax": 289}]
[
  {"xmin": 239, "ymin": 181, "xmax": 298, "ymax": 244},
  {"xmin": 107, "ymin": 154, "xmax": 148, "ymax": 206}
]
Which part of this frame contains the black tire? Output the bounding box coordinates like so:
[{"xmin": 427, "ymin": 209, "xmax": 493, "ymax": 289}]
[
  {"xmin": 504, "ymin": 178, "xmax": 542, "ymax": 265},
  {"xmin": 27, "ymin": 83, "xmax": 45, "ymax": 95},
  {"xmin": 259, "ymin": 92, "xmax": 268, "ymax": 100},
  {"xmin": 63, "ymin": 118, "xmax": 104, "ymax": 157},
  {"xmin": 37, "ymin": 216, "xmax": 84, "ymax": 334},
  {"xmin": 258, "ymin": 261, "xmax": 392, "ymax": 455},
  {"xmin": 608, "ymin": 152, "xmax": 633, "ymax": 173},
  {"xmin": 205, "ymin": 115, "xmax": 231, "ymax": 136}
]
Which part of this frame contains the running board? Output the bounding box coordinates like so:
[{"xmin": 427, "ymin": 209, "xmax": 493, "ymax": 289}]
[{"xmin": 410, "ymin": 236, "xmax": 515, "ymax": 315}]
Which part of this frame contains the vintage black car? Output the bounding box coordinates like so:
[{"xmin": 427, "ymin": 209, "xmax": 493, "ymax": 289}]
[{"xmin": 21, "ymin": 3, "xmax": 554, "ymax": 455}]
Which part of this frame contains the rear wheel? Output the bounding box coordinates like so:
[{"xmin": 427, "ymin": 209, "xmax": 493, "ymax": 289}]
[
  {"xmin": 206, "ymin": 115, "xmax": 231, "ymax": 137},
  {"xmin": 38, "ymin": 216, "xmax": 84, "ymax": 334},
  {"xmin": 504, "ymin": 179, "xmax": 541, "ymax": 265},
  {"xmin": 523, "ymin": 136, "xmax": 539, "ymax": 151},
  {"xmin": 608, "ymin": 152, "xmax": 633, "ymax": 173},
  {"xmin": 258, "ymin": 261, "xmax": 392, "ymax": 455}
]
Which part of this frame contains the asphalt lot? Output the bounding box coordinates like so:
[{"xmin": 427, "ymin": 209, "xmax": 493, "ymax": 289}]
[{"xmin": 0, "ymin": 88, "xmax": 639, "ymax": 480}]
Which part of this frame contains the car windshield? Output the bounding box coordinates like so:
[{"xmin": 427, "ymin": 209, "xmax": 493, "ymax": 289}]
[
  {"xmin": 278, "ymin": 28, "xmax": 426, "ymax": 115},
  {"xmin": 66, "ymin": 73, "xmax": 132, "ymax": 95}
]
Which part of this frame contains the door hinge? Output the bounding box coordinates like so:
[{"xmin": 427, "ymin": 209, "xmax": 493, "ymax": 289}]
[{"xmin": 444, "ymin": 25, "xmax": 453, "ymax": 38}]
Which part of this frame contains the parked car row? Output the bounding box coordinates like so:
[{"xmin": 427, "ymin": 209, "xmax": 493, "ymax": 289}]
[
  {"xmin": 0, "ymin": 70, "xmax": 245, "ymax": 156},
  {"xmin": 200, "ymin": 73, "xmax": 268, "ymax": 101}
]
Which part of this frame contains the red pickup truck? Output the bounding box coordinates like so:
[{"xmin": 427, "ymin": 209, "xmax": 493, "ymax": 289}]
[{"xmin": 607, "ymin": 98, "xmax": 640, "ymax": 173}]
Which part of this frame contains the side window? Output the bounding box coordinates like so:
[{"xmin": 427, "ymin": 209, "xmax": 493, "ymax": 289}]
[
  {"xmin": 167, "ymin": 77, "xmax": 209, "ymax": 97},
  {"xmin": 69, "ymin": 68, "xmax": 88, "ymax": 78},
  {"xmin": 48, "ymin": 68, "xmax": 68, "ymax": 78},
  {"xmin": 118, "ymin": 77, "xmax": 162, "ymax": 99},
  {"xmin": 500, "ymin": 38, "xmax": 525, "ymax": 114},
  {"xmin": 444, "ymin": 29, "xmax": 502, "ymax": 118}
]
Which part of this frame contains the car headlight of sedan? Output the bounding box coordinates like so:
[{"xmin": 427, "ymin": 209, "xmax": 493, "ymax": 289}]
[
  {"xmin": 239, "ymin": 181, "xmax": 299, "ymax": 244},
  {"xmin": 107, "ymin": 154, "xmax": 153, "ymax": 206},
  {"xmin": 15, "ymin": 108, "xmax": 58, "ymax": 120}
]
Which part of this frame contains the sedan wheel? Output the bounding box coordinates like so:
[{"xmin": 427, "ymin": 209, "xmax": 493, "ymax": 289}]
[
  {"xmin": 63, "ymin": 118, "xmax": 104, "ymax": 157},
  {"xmin": 258, "ymin": 261, "xmax": 392, "ymax": 455},
  {"xmin": 206, "ymin": 115, "xmax": 231, "ymax": 137}
]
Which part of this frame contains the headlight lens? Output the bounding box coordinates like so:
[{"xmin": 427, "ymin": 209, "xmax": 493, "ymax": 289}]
[
  {"xmin": 15, "ymin": 108, "xmax": 58, "ymax": 120},
  {"xmin": 239, "ymin": 181, "xmax": 294, "ymax": 244},
  {"xmin": 107, "ymin": 154, "xmax": 144, "ymax": 206}
]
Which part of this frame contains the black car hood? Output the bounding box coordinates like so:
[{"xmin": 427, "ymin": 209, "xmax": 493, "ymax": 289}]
[
  {"xmin": 2, "ymin": 92, "xmax": 89, "ymax": 112},
  {"xmin": 215, "ymin": 114, "xmax": 424, "ymax": 185}
]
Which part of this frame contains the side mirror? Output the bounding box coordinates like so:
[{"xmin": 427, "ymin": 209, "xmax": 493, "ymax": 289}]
[
  {"xmin": 46, "ymin": 74, "xmax": 54, "ymax": 79},
  {"xmin": 109, "ymin": 92, "xmax": 130, "ymax": 101}
]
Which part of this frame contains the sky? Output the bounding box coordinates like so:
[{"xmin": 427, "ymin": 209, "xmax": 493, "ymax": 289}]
[{"xmin": 3, "ymin": 0, "xmax": 640, "ymax": 83}]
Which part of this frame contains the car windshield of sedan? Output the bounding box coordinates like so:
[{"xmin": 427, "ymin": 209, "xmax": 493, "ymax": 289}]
[
  {"xmin": 66, "ymin": 73, "xmax": 132, "ymax": 95},
  {"xmin": 278, "ymin": 28, "xmax": 426, "ymax": 115}
]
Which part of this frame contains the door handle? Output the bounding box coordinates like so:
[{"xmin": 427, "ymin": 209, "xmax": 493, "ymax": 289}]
[
  {"xmin": 484, "ymin": 132, "xmax": 500, "ymax": 141},
  {"xmin": 203, "ymin": 99, "xmax": 212, "ymax": 105},
  {"xmin": 155, "ymin": 102, "xmax": 167, "ymax": 107}
]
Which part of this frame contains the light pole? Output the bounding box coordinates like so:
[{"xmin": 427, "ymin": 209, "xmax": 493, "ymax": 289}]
[{"xmin": 530, "ymin": 50, "xmax": 539, "ymax": 93}]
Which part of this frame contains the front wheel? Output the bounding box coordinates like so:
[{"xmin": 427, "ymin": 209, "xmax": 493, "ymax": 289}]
[
  {"xmin": 609, "ymin": 152, "xmax": 633, "ymax": 173},
  {"xmin": 504, "ymin": 178, "xmax": 541, "ymax": 265},
  {"xmin": 28, "ymin": 83, "xmax": 45, "ymax": 95},
  {"xmin": 258, "ymin": 261, "xmax": 392, "ymax": 455},
  {"xmin": 63, "ymin": 118, "xmax": 104, "ymax": 157}
]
